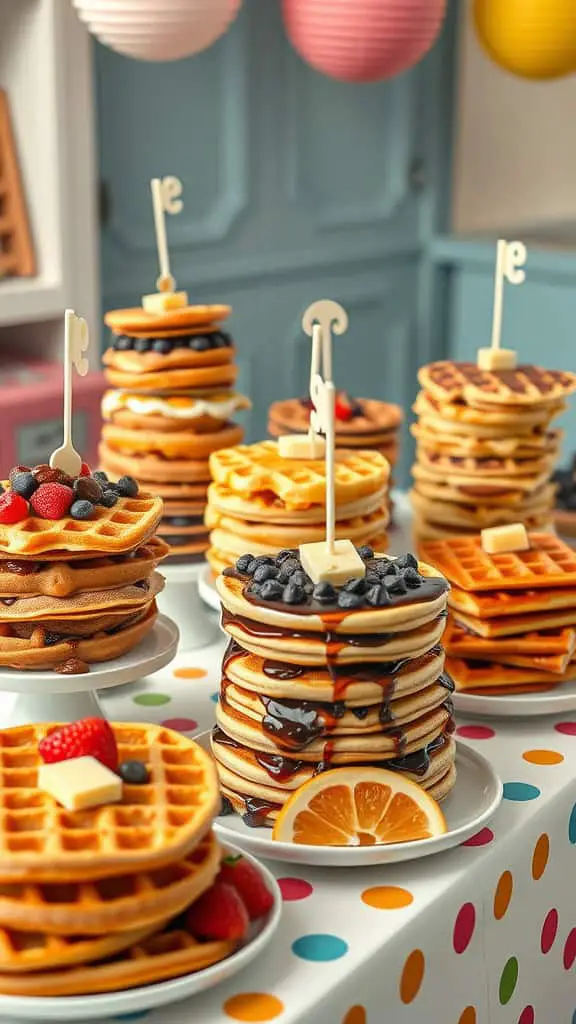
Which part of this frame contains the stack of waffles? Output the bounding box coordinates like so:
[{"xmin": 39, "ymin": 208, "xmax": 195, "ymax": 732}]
[
  {"xmin": 205, "ymin": 440, "xmax": 390, "ymax": 576},
  {"xmin": 553, "ymin": 453, "xmax": 576, "ymax": 542},
  {"xmin": 410, "ymin": 360, "xmax": 576, "ymax": 542},
  {"xmin": 211, "ymin": 546, "xmax": 456, "ymax": 827},
  {"xmin": 99, "ymin": 303, "xmax": 250, "ymax": 562},
  {"xmin": 420, "ymin": 533, "xmax": 576, "ymax": 695},
  {"xmin": 0, "ymin": 722, "xmax": 236, "ymax": 997},
  {"xmin": 0, "ymin": 465, "xmax": 166, "ymax": 671}
]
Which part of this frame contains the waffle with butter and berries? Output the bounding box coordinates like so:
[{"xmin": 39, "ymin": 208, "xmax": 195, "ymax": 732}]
[
  {"xmin": 211, "ymin": 544, "xmax": 455, "ymax": 828},
  {"xmin": 99, "ymin": 303, "xmax": 250, "ymax": 562},
  {"xmin": 0, "ymin": 463, "xmax": 167, "ymax": 670}
]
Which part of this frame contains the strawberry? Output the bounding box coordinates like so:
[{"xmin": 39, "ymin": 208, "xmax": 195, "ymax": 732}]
[
  {"xmin": 335, "ymin": 393, "xmax": 354, "ymax": 421},
  {"xmin": 30, "ymin": 483, "xmax": 74, "ymax": 520},
  {"xmin": 186, "ymin": 881, "xmax": 249, "ymax": 942},
  {"xmin": 80, "ymin": 462, "xmax": 91, "ymax": 477},
  {"xmin": 219, "ymin": 854, "xmax": 274, "ymax": 919},
  {"xmin": 39, "ymin": 717, "xmax": 119, "ymax": 772},
  {"xmin": 0, "ymin": 492, "xmax": 29, "ymax": 524}
]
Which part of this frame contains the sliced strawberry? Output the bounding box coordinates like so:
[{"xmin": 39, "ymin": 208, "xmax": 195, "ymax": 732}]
[
  {"xmin": 335, "ymin": 393, "xmax": 354, "ymax": 421},
  {"xmin": 219, "ymin": 854, "xmax": 274, "ymax": 919},
  {"xmin": 0, "ymin": 492, "xmax": 29, "ymax": 524},
  {"xmin": 186, "ymin": 881, "xmax": 249, "ymax": 941},
  {"xmin": 39, "ymin": 717, "xmax": 119, "ymax": 772}
]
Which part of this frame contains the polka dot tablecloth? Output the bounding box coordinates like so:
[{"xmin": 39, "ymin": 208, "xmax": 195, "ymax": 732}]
[{"xmin": 9, "ymin": 617, "xmax": 576, "ymax": 1023}]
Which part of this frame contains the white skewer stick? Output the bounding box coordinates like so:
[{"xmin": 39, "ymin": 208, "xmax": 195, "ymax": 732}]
[
  {"xmin": 50, "ymin": 310, "xmax": 89, "ymax": 477},
  {"xmin": 478, "ymin": 239, "xmax": 527, "ymax": 371},
  {"xmin": 150, "ymin": 175, "xmax": 183, "ymax": 293}
]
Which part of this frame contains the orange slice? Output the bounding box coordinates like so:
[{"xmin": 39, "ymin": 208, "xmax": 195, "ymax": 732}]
[{"xmin": 272, "ymin": 767, "xmax": 448, "ymax": 847}]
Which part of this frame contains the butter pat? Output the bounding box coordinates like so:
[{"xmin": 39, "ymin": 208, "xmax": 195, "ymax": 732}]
[
  {"xmin": 38, "ymin": 756, "xmax": 123, "ymax": 811},
  {"xmin": 278, "ymin": 434, "xmax": 326, "ymax": 460},
  {"xmin": 481, "ymin": 523, "xmax": 529, "ymax": 555},
  {"xmin": 477, "ymin": 347, "xmax": 518, "ymax": 372},
  {"xmin": 142, "ymin": 291, "xmax": 188, "ymax": 314},
  {"xmin": 300, "ymin": 539, "xmax": 366, "ymax": 585}
]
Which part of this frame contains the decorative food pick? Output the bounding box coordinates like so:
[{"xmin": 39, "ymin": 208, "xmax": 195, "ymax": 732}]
[
  {"xmin": 477, "ymin": 239, "xmax": 527, "ymax": 372},
  {"xmin": 49, "ymin": 309, "xmax": 89, "ymax": 478},
  {"xmin": 296, "ymin": 300, "xmax": 366, "ymax": 585},
  {"xmin": 143, "ymin": 174, "xmax": 188, "ymax": 314}
]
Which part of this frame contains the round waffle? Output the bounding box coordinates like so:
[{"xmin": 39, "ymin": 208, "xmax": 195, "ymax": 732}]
[
  {"xmin": 410, "ymin": 489, "xmax": 555, "ymax": 530},
  {"xmin": 206, "ymin": 508, "xmax": 388, "ymax": 556},
  {"xmin": 0, "ymin": 572, "xmax": 163, "ymax": 622},
  {"xmin": 412, "ymin": 423, "xmax": 562, "ymax": 459},
  {"xmin": 0, "ymin": 723, "xmax": 219, "ymax": 881},
  {"xmin": 206, "ymin": 482, "xmax": 388, "ymax": 525},
  {"xmin": 413, "ymin": 390, "xmax": 564, "ymax": 430},
  {"xmin": 418, "ymin": 361, "xmax": 576, "ymax": 408},
  {"xmin": 269, "ymin": 397, "xmax": 403, "ymax": 441},
  {"xmin": 0, "ymin": 921, "xmax": 159, "ymax": 975}
]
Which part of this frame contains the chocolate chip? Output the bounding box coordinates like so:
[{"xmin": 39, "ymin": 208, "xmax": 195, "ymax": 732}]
[
  {"xmin": 385, "ymin": 575, "xmax": 408, "ymax": 595},
  {"xmin": 396, "ymin": 553, "xmax": 418, "ymax": 570},
  {"xmin": 253, "ymin": 564, "xmax": 279, "ymax": 583},
  {"xmin": 366, "ymin": 584, "xmax": 388, "ymax": 606},
  {"xmin": 343, "ymin": 577, "xmax": 366, "ymax": 594},
  {"xmin": 276, "ymin": 549, "xmax": 297, "ymax": 564},
  {"xmin": 376, "ymin": 560, "xmax": 399, "ymax": 577},
  {"xmin": 357, "ymin": 545, "xmax": 373, "ymax": 560},
  {"xmin": 337, "ymin": 590, "xmax": 363, "ymax": 609},
  {"xmin": 282, "ymin": 582, "xmax": 306, "ymax": 604},
  {"xmin": 291, "ymin": 570, "xmax": 310, "ymax": 588},
  {"xmin": 245, "ymin": 559, "xmax": 259, "ymax": 576},
  {"xmin": 312, "ymin": 581, "xmax": 336, "ymax": 603},
  {"xmin": 235, "ymin": 553, "xmax": 254, "ymax": 573},
  {"xmin": 403, "ymin": 567, "xmax": 423, "ymax": 588},
  {"xmin": 259, "ymin": 579, "xmax": 284, "ymax": 601}
]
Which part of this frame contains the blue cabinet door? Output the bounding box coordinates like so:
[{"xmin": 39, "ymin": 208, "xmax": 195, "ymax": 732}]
[{"xmin": 96, "ymin": 0, "xmax": 455, "ymax": 481}]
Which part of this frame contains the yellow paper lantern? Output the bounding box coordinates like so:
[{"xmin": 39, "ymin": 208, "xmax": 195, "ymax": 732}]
[{"xmin": 474, "ymin": 0, "xmax": 576, "ymax": 80}]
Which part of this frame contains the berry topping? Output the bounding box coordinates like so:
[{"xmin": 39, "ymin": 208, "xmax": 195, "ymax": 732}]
[
  {"xmin": 11, "ymin": 472, "xmax": 38, "ymax": 500},
  {"xmin": 39, "ymin": 717, "xmax": 119, "ymax": 773},
  {"xmin": 0, "ymin": 492, "xmax": 29, "ymax": 525},
  {"xmin": 30, "ymin": 483, "xmax": 74, "ymax": 520},
  {"xmin": 186, "ymin": 881, "xmax": 249, "ymax": 942},
  {"xmin": 114, "ymin": 476, "xmax": 139, "ymax": 498},
  {"xmin": 113, "ymin": 336, "xmax": 133, "ymax": 351},
  {"xmin": 152, "ymin": 338, "xmax": 172, "ymax": 354},
  {"xmin": 396, "ymin": 552, "xmax": 418, "ymax": 570},
  {"xmin": 70, "ymin": 499, "xmax": 95, "ymax": 520},
  {"xmin": 259, "ymin": 579, "xmax": 284, "ymax": 601},
  {"xmin": 235, "ymin": 553, "xmax": 254, "ymax": 573},
  {"xmin": 358, "ymin": 545, "xmax": 374, "ymax": 560},
  {"xmin": 282, "ymin": 582, "xmax": 306, "ymax": 604},
  {"xmin": 343, "ymin": 576, "xmax": 366, "ymax": 594},
  {"xmin": 134, "ymin": 338, "xmax": 152, "ymax": 353},
  {"xmin": 80, "ymin": 462, "xmax": 91, "ymax": 477},
  {"xmin": 9, "ymin": 465, "xmax": 30, "ymax": 484},
  {"xmin": 119, "ymin": 760, "xmax": 150, "ymax": 784},
  {"xmin": 219, "ymin": 854, "xmax": 274, "ymax": 919},
  {"xmin": 335, "ymin": 393, "xmax": 354, "ymax": 421},
  {"xmin": 313, "ymin": 581, "xmax": 337, "ymax": 602},
  {"xmin": 337, "ymin": 590, "xmax": 364, "ymax": 609},
  {"xmin": 253, "ymin": 564, "xmax": 279, "ymax": 583},
  {"xmin": 73, "ymin": 477, "xmax": 103, "ymax": 502},
  {"xmin": 32, "ymin": 465, "xmax": 73, "ymax": 487},
  {"xmin": 92, "ymin": 470, "xmax": 109, "ymax": 485},
  {"xmin": 98, "ymin": 490, "xmax": 118, "ymax": 508}
]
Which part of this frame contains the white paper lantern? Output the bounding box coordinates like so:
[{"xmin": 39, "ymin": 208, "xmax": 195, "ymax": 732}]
[{"xmin": 73, "ymin": 0, "xmax": 242, "ymax": 62}]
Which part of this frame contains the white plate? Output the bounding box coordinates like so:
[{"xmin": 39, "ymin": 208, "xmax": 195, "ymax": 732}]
[
  {"xmin": 453, "ymin": 682, "xmax": 576, "ymax": 718},
  {"xmin": 198, "ymin": 563, "xmax": 221, "ymax": 612},
  {"xmin": 0, "ymin": 843, "xmax": 282, "ymax": 1022},
  {"xmin": 205, "ymin": 738, "xmax": 503, "ymax": 867}
]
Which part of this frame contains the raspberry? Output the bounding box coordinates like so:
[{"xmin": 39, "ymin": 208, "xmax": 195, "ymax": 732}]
[
  {"xmin": 335, "ymin": 393, "xmax": 354, "ymax": 421},
  {"xmin": 80, "ymin": 462, "xmax": 91, "ymax": 477},
  {"xmin": 39, "ymin": 717, "xmax": 119, "ymax": 772},
  {"xmin": 30, "ymin": 483, "xmax": 74, "ymax": 520},
  {"xmin": 0, "ymin": 492, "xmax": 29, "ymax": 524}
]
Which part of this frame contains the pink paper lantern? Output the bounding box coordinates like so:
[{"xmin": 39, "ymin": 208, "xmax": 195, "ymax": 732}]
[
  {"xmin": 282, "ymin": 0, "xmax": 447, "ymax": 82},
  {"xmin": 73, "ymin": 0, "xmax": 242, "ymax": 62}
]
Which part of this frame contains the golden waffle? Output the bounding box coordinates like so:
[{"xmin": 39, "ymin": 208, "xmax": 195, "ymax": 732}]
[
  {"xmin": 418, "ymin": 361, "xmax": 576, "ymax": 408},
  {"xmin": 0, "ymin": 926, "xmax": 235, "ymax": 996},
  {"xmin": 99, "ymin": 443, "xmax": 212, "ymax": 485},
  {"xmin": 410, "ymin": 489, "xmax": 553, "ymax": 530},
  {"xmin": 416, "ymin": 445, "xmax": 554, "ymax": 481},
  {"xmin": 449, "ymin": 582, "xmax": 576, "ymax": 618},
  {"xmin": 420, "ymin": 533, "xmax": 576, "ymax": 591},
  {"xmin": 269, "ymin": 397, "xmax": 403, "ymax": 437},
  {"xmin": 413, "ymin": 390, "xmax": 563, "ymax": 429},
  {"xmin": 104, "ymin": 304, "xmax": 231, "ymax": 334},
  {"xmin": 412, "ymin": 464, "xmax": 552, "ymax": 506},
  {"xmin": 206, "ymin": 481, "xmax": 387, "ymax": 524},
  {"xmin": 0, "ymin": 573, "xmax": 163, "ymax": 623},
  {"xmin": 0, "ymin": 723, "xmax": 219, "ymax": 882},
  {"xmin": 206, "ymin": 507, "xmax": 388, "ymax": 552},
  {"xmin": 0, "ymin": 538, "xmax": 169, "ymax": 598},
  {"xmin": 209, "ymin": 441, "xmax": 389, "ymax": 509},
  {"xmin": 0, "ymin": 832, "xmax": 221, "ymax": 936},
  {"xmin": 0, "ymin": 922, "xmax": 157, "ymax": 975},
  {"xmin": 444, "ymin": 620, "xmax": 576, "ymax": 674},
  {"xmin": 451, "ymin": 606, "xmax": 576, "ymax": 640},
  {"xmin": 102, "ymin": 421, "xmax": 244, "ymax": 460},
  {"xmin": 0, "ymin": 493, "xmax": 163, "ymax": 557},
  {"xmin": 447, "ymin": 655, "xmax": 576, "ymax": 692},
  {"xmin": 0, "ymin": 602, "xmax": 157, "ymax": 670}
]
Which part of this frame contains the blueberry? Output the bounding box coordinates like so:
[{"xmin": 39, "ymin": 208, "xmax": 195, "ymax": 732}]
[
  {"xmin": 376, "ymin": 559, "xmax": 398, "ymax": 577},
  {"xmin": 276, "ymin": 549, "xmax": 297, "ymax": 564},
  {"xmin": 245, "ymin": 559, "xmax": 260, "ymax": 576},
  {"xmin": 152, "ymin": 338, "xmax": 173, "ymax": 354},
  {"xmin": 344, "ymin": 577, "xmax": 366, "ymax": 594},
  {"xmin": 165, "ymin": 516, "xmax": 193, "ymax": 528},
  {"xmin": 133, "ymin": 338, "xmax": 152, "ymax": 353},
  {"xmin": 70, "ymin": 499, "xmax": 95, "ymax": 520},
  {"xmin": 337, "ymin": 590, "xmax": 364, "ymax": 609},
  {"xmin": 74, "ymin": 477, "xmax": 103, "ymax": 503},
  {"xmin": 259, "ymin": 579, "xmax": 284, "ymax": 601},
  {"xmin": 403, "ymin": 567, "xmax": 423, "ymax": 588},
  {"xmin": 291, "ymin": 570, "xmax": 310, "ymax": 588},
  {"xmin": 115, "ymin": 476, "xmax": 139, "ymax": 498},
  {"xmin": 385, "ymin": 575, "xmax": 408, "ymax": 596},
  {"xmin": 188, "ymin": 335, "xmax": 212, "ymax": 351},
  {"xmin": 312, "ymin": 581, "xmax": 336, "ymax": 603},
  {"xmin": 253, "ymin": 564, "xmax": 279, "ymax": 583},
  {"xmin": 357, "ymin": 545, "xmax": 373, "ymax": 561},
  {"xmin": 93, "ymin": 470, "xmax": 109, "ymax": 485},
  {"xmin": 235, "ymin": 553, "xmax": 254, "ymax": 573},
  {"xmin": 282, "ymin": 582, "xmax": 306, "ymax": 604},
  {"xmin": 119, "ymin": 760, "xmax": 149, "ymax": 785},
  {"xmin": 396, "ymin": 553, "xmax": 418, "ymax": 570},
  {"xmin": 253, "ymin": 555, "xmax": 274, "ymax": 566},
  {"xmin": 219, "ymin": 331, "xmax": 233, "ymax": 347},
  {"xmin": 366, "ymin": 584, "xmax": 387, "ymax": 606},
  {"xmin": 279, "ymin": 558, "xmax": 300, "ymax": 577},
  {"xmin": 365, "ymin": 572, "xmax": 380, "ymax": 585},
  {"xmin": 114, "ymin": 335, "xmax": 133, "ymax": 351},
  {"xmin": 11, "ymin": 472, "xmax": 38, "ymax": 499}
]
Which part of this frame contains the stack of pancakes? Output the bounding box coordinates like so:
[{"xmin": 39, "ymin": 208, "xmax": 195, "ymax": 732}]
[
  {"xmin": 99, "ymin": 303, "xmax": 250, "ymax": 561},
  {"xmin": 0, "ymin": 722, "xmax": 234, "ymax": 997},
  {"xmin": 553, "ymin": 454, "xmax": 576, "ymax": 542},
  {"xmin": 410, "ymin": 360, "xmax": 576, "ymax": 542},
  {"xmin": 205, "ymin": 440, "xmax": 390, "ymax": 576},
  {"xmin": 0, "ymin": 482, "xmax": 165, "ymax": 671},
  {"xmin": 211, "ymin": 546, "xmax": 455, "ymax": 827},
  {"xmin": 420, "ymin": 533, "xmax": 576, "ymax": 695}
]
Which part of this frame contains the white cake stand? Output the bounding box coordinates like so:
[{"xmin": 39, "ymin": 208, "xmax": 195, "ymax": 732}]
[
  {"xmin": 0, "ymin": 614, "xmax": 179, "ymax": 728},
  {"xmin": 157, "ymin": 559, "xmax": 219, "ymax": 650}
]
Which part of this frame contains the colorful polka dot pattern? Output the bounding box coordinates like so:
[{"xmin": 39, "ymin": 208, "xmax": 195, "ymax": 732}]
[
  {"xmin": 453, "ymin": 903, "xmax": 475, "ymax": 954},
  {"xmin": 532, "ymin": 833, "xmax": 550, "ymax": 879},
  {"xmin": 278, "ymin": 878, "xmax": 313, "ymax": 902},
  {"xmin": 540, "ymin": 909, "xmax": 559, "ymax": 954},
  {"xmin": 462, "ymin": 827, "xmax": 494, "ymax": 847},
  {"xmin": 564, "ymin": 928, "xmax": 576, "ymax": 970},
  {"xmin": 160, "ymin": 717, "xmax": 198, "ymax": 733},
  {"xmin": 342, "ymin": 1008, "xmax": 366, "ymax": 1024},
  {"xmin": 292, "ymin": 934, "xmax": 348, "ymax": 962},
  {"xmin": 456, "ymin": 725, "xmax": 495, "ymax": 740},
  {"xmin": 499, "ymin": 956, "xmax": 519, "ymax": 1005},
  {"xmin": 361, "ymin": 886, "xmax": 413, "ymax": 910},
  {"xmin": 503, "ymin": 782, "xmax": 541, "ymax": 802},
  {"xmin": 224, "ymin": 993, "xmax": 284, "ymax": 1021},
  {"xmin": 517, "ymin": 1008, "xmax": 535, "ymax": 1024},
  {"xmin": 400, "ymin": 949, "xmax": 425, "ymax": 1004},
  {"xmin": 523, "ymin": 749, "xmax": 564, "ymax": 766},
  {"xmin": 457, "ymin": 1009, "xmax": 477, "ymax": 1024},
  {"xmin": 569, "ymin": 804, "xmax": 576, "ymax": 845},
  {"xmin": 132, "ymin": 692, "xmax": 171, "ymax": 707},
  {"xmin": 494, "ymin": 871, "xmax": 513, "ymax": 920},
  {"xmin": 173, "ymin": 667, "xmax": 207, "ymax": 679}
]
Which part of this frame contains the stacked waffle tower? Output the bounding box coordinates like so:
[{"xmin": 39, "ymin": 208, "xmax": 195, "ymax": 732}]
[
  {"xmin": 0, "ymin": 722, "xmax": 234, "ymax": 997},
  {"xmin": 99, "ymin": 303, "xmax": 250, "ymax": 561},
  {"xmin": 0, "ymin": 463, "xmax": 166, "ymax": 670},
  {"xmin": 211, "ymin": 546, "xmax": 455, "ymax": 827},
  {"xmin": 421, "ymin": 528, "xmax": 576, "ymax": 695},
  {"xmin": 205, "ymin": 440, "xmax": 390, "ymax": 575},
  {"xmin": 410, "ymin": 361, "xmax": 576, "ymax": 542}
]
